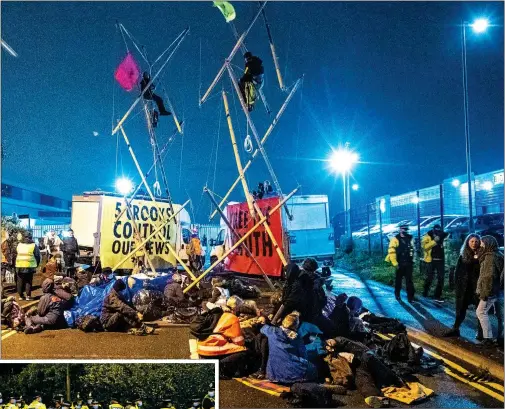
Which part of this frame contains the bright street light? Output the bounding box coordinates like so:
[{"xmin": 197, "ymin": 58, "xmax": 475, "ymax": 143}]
[
  {"xmin": 471, "ymin": 18, "xmax": 489, "ymax": 33},
  {"xmin": 115, "ymin": 177, "xmax": 134, "ymax": 195},
  {"xmin": 352, "ymin": 184, "xmax": 359, "ymax": 191},
  {"xmin": 329, "ymin": 149, "xmax": 359, "ymax": 174},
  {"xmin": 452, "ymin": 179, "xmax": 461, "ymax": 188},
  {"xmin": 412, "ymin": 197, "xmax": 420, "ymax": 204}
]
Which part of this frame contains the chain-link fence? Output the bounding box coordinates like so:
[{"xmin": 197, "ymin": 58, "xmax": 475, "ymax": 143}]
[{"xmin": 334, "ymin": 169, "xmax": 504, "ymax": 255}]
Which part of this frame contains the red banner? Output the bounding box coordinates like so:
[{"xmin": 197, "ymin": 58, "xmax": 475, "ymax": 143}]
[{"xmin": 225, "ymin": 197, "xmax": 284, "ymax": 277}]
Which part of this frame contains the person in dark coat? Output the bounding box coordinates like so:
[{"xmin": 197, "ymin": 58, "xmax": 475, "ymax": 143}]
[
  {"xmin": 24, "ymin": 278, "xmax": 74, "ymax": 334},
  {"xmin": 239, "ymin": 52, "xmax": 264, "ymax": 111},
  {"xmin": 140, "ymin": 72, "xmax": 171, "ymax": 116},
  {"xmin": 475, "ymin": 235, "xmax": 504, "ymax": 346},
  {"xmin": 444, "ymin": 234, "xmax": 482, "ymax": 338},
  {"xmin": 62, "ymin": 229, "xmax": 79, "ymax": 277},
  {"xmin": 101, "ymin": 279, "xmax": 143, "ymax": 332},
  {"xmin": 280, "ymin": 264, "xmax": 309, "ymax": 318},
  {"xmin": 164, "ymin": 273, "xmax": 191, "ymax": 307}
]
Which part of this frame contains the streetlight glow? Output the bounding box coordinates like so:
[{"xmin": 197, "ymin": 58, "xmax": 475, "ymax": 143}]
[
  {"xmin": 329, "ymin": 148, "xmax": 359, "ymax": 174},
  {"xmin": 471, "ymin": 18, "xmax": 490, "ymax": 33},
  {"xmin": 412, "ymin": 197, "xmax": 420, "ymax": 204},
  {"xmin": 452, "ymin": 179, "xmax": 461, "ymax": 188},
  {"xmin": 352, "ymin": 184, "xmax": 359, "ymax": 191},
  {"xmin": 482, "ymin": 181, "xmax": 493, "ymax": 191},
  {"xmin": 115, "ymin": 177, "xmax": 134, "ymax": 195}
]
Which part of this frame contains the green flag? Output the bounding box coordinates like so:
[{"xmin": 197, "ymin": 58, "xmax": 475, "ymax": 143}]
[{"xmin": 213, "ymin": 1, "xmax": 236, "ymax": 23}]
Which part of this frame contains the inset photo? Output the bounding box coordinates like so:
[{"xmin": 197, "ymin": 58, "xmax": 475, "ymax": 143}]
[{"xmin": 0, "ymin": 361, "xmax": 217, "ymax": 409}]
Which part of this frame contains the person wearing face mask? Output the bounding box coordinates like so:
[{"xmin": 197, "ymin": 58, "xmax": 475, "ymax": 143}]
[
  {"xmin": 187, "ymin": 399, "xmax": 201, "ymax": 409},
  {"xmin": 6, "ymin": 397, "xmax": 17, "ymax": 409},
  {"xmin": 160, "ymin": 399, "xmax": 175, "ymax": 409},
  {"xmin": 91, "ymin": 401, "xmax": 100, "ymax": 409},
  {"xmin": 61, "ymin": 402, "xmax": 71, "ymax": 409},
  {"xmin": 202, "ymin": 384, "xmax": 215, "ymax": 409},
  {"xmin": 85, "ymin": 398, "xmax": 93, "ymax": 409},
  {"xmin": 74, "ymin": 399, "xmax": 86, "ymax": 409},
  {"xmin": 108, "ymin": 399, "xmax": 123, "ymax": 409},
  {"xmin": 133, "ymin": 399, "xmax": 142, "ymax": 409},
  {"xmin": 27, "ymin": 395, "xmax": 46, "ymax": 409},
  {"xmin": 123, "ymin": 402, "xmax": 133, "ymax": 409}
]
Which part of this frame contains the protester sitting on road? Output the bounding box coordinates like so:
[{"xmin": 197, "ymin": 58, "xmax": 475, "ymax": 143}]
[
  {"xmin": 422, "ymin": 224, "xmax": 449, "ymax": 303},
  {"xmin": 15, "ymin": 230, "xmax": 41, "ymax": 301},
  {"xmin": 42, "ymin": 254, "xmax": 63, "ymax": 281},
  {"xmin": 475, "ymin": 235, "xmax": 504, "ymax": 347},
  {"xmin": 347, "ymin": 296, "xmax": 367, "ymax": 339},
  {"xmin": 197, "ymin": 302, "xmax": 250, "ymax": 378},
  {"xmin": 100, "ymin": 279, "xmax": 144, "ymax": 332},
  {"xmin": 24, "ymin": 278, "xmax": 74, "ymax": 334},
  {"xmin": 164, "ymin": 273, "xmax": 192, "ymax": 308},
  {"xmin": 260, "ymin": 311, "xmax": 318, "ymax": 384},
  {"xmin": 444, "ymin": 234, "xmax": 483, "ymax": 339},
  {"xmin": 206, "ymin": 277, "xmax": 230, "ymax": 309}
]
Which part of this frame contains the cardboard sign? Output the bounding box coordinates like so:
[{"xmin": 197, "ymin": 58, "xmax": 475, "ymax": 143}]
[
  {"xmin": 100, "ymin": 196, "xmax": 178, "ymax": 269},
  {"xmin": 226, "ymin": 196, "xmax": 284, "ymax": 277}
]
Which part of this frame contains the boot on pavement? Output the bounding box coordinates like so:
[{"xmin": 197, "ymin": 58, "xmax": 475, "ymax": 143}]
[{"xmin": 443, "ymin": 327, "xmax": 460, "ymax": 337}]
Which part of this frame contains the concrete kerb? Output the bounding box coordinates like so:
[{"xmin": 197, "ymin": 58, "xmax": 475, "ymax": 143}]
[{"xmin": 406, "ymin": 325, "xmax": 504, "ymax": 382}]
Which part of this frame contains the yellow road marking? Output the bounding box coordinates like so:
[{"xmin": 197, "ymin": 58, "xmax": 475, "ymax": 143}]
[
  {"xmin": 1, "ymin": 330, "xmax": 17, "ymax": 341},
  {"xmin": 378, "ymin": 332, "xmax": 504, "ymax": 401}
]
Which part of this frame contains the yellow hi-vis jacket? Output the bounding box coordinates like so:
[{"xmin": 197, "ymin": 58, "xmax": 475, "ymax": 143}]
[
  {"xmin": 385, "ymin": 235, "xmax": 413, "ymax": 267},
  {"xmin": 421, "ymin": 234, "xmax": 438, "ymax": 263},
  {"xmin": 197, "ymin": 312, "xmax": 246, "ymax": 357},
  {"xmin": 16, "ymin": 243, "xmax": 37, "ymax": 268},
  {"xmin": 28, "ymin": 401, "xmax": 46, "ymax": 409},
  {"xmin": 109, "ymin": 404, "xmax": 123, "ymax": 409}
]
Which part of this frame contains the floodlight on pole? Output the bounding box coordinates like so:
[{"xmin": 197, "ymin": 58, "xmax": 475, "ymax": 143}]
[
  {"xmin": 115, "ymin": 177, "xmax": 134, "ymax": 195},
  {"xmin": 352, "ymin": 184, "xmax": 359, "ymax": 191},
  {"xmin": 452, "ymin": 179, "xmax": 461, "ymax": 188},
  {"xmin": 471, "ymin": 18, "xmax": 489, "ymax": 33}
]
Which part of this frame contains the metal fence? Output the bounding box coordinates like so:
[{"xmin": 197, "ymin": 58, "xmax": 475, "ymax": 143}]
[
  {"xmin": 334, "ymin": 169, "xmax": 504, "ymax": 254},
  {"xmin": 30, "ymin": 224, "xmax": 71, "ymax": 240}
]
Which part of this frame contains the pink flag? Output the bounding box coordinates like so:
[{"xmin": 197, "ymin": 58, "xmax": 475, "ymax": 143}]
[{"xmin": 114, "ymin": 52, "xmax": 140, "ymax": 92}]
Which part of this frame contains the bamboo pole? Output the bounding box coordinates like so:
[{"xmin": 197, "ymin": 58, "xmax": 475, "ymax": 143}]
[
  {"xmin": 252, "ymin": 201, "xmax": 287, "ymax": 266},
  {"xmin": 222, "ymin": 90, "xmax": 256, "ymax": 219},
  {"xmin": 118, "ymin": 125, "xmax": 196, "ymax": 280},
  {"xmin": 199, "ymin": 2, "xmax": 267, "ymax": 105},
  {"xmin": 184, "ymin": 186, "xmax": 298, "ymax": 293},
  {"xmin": 114, "ymin": 125, "xmax": 181, "ymax": 223},
  {"xmin": 112, "ymin": 27, "xmax": 190, "ymax": 136},
  {"xmin": 204, "ymin": 187, "xmax": 275, "ymax": 291},
  {"xmin": 112, "ymin": 200, "xmax": 189, "ymax": 271},
  {"xmin": 259, "ymin": 3, "xmax": 285, "ymax": 91},
  {"xmin": 123, "ymin": 197, "xmax": 158, "ymax": 276},
  {"xmin": 209, "ymin": 77, "xmax": 302, "ymax": 220},
  {"xmin": 226, "ymin": 63, "xmax": 292, "ymax": 220}
]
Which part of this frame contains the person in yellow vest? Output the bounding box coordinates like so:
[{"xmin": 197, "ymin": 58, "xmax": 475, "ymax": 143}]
[
  {"xmin": 133, "ymin": 399, "xmax": 143, "ymax": 409},
  {"xmin": 197, "ymin": 300, "xmax": 249, "ymax": 379},
  {"xmin": 160, "ymin": 399, "xmax": 176, "ymax": 409},
  {"xmin": 90, "ymin": 401, "xmax": 100, "ymax": 409},
  {"xmin": 187, "ymin": 399, "xmax": 201, "ymax": 409},
  {"xmin": 123, "ymin": 401, "xmax": 133, "ymax": 409},
  {"xmin": 28, "ymin": 395, "xmax": 46, "ymax": 409},
  {"xmin": 421, "ymin": 224, "xmax": 449, "ymax": 303},
  {"xmin": 108, "ymin": 399, "xmax": 123, "ymax": 409},
  {"xmin": 186, "ymin": 230, "xmax": 203, "ymax": 273},
  {"xmin": 74, "ymin": 398, "xmax": 87, "ymax": 409},
  {"xmin": 202, "ymin": 383, "xmax": 215, "ymax": 409},
  {"xmin": 18, "ymin": 397, "xmax": 28, "ymax": 409},
  {"xmin": 15, "ymin": 231, "xmax": 40, "ymax": 301},
  {"xmin": 6, "ymin": 397, "xmax": 18, "ymax": 409}
]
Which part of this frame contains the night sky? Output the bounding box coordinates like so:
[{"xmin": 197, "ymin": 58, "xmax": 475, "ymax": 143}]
[{"xmin": 1, "ymin": 1, "xmax": 503, "ymax": 222}]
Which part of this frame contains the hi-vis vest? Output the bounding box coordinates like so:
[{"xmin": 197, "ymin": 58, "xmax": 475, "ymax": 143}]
[
  {"xmin": 109, "ymin": 404, "xmax": 123, "ymax": 409},
  {"xmin": 16, "ymin": 243, "xmax": 37, "ymax": 268},
  {"xmin": 28, "ymin": 401, "xmax": 46, "ymax": 409},
  {"xmin": 197, "ymin": 312, "xmax": 246, "ymax": 356}
]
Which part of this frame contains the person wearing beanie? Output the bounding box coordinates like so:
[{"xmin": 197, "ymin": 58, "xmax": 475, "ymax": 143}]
[
  {"xmin": 100, "ymin": 279, "xmax": 143, "ymax": 332},
  {"xmin": 422, "ymin": 224, "xmax": 448, "ymax": 302},
  {"xmin": 260, "ymin": 311, "xmax": 317, "ymax": 384},
  {"xmin": 15, "ymin": 230, "xmax": 41, "ymax": 301}
]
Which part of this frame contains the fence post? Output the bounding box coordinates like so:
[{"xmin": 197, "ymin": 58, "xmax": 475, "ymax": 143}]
[
  {"xmin": 379, "ymin": 205, "xmax": 384, "ymax": 255},
  {"xmin": 439, "ymin": 184, "xmax": 444, "ymax": 228},
  {"xmin": 416, "ymin": 190, "xmax": 421, "ymax": 246},
  {"xmin": 367, "ymin": 203, "xmax": 371, "ymax": 255}
]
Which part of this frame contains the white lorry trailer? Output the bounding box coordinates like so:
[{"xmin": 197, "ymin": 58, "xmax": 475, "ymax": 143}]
[{"xmin": 71, "ymin": 192, "xmax": 192, "ymax": 272}]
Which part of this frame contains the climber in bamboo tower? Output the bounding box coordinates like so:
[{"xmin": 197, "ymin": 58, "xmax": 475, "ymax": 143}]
[
  {"xmin": 239, "ymin": 52, "xmax": 264, "ymax": 111},
  {"xmin": 140, "ymin": 71, "xmax": 171, "ymax": 116}
]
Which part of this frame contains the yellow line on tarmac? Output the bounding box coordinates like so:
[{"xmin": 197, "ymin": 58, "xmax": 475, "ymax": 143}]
[
  {"xmin": 1, "ymin": 330, "xmax": 17, "ymax": 341},
  {"xmin": 378, "ymin": 332, "xmax": 504, "ymax": 401}
]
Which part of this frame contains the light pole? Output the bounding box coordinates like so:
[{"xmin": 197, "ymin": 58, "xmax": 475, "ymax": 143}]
[
  {"xmin": 329, "ymin": 142, "xmax": 359, "ymax": 237},
  {"xmin": 461, "ymin": 18, "xmax": 490, "ymax": 231}
]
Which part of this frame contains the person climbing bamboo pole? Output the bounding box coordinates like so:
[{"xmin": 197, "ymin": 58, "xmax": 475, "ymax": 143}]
[
  {"xmin": 118, "ymin": 125, "xmax": 197, "ymax": 281},
  {"xmin": 222, "ymin": 90, "xmax": 256, "ymax": 219},
  {"xmin": 209, "ymin": 77, "xmax": 302, "ymax": 220},
  {"xmin": 184, "ymin": 186, "xmax": 299, "ymax": 294}
]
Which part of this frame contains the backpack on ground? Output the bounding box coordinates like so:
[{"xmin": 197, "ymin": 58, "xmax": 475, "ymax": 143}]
[
  {"xmin": 76, "ymin": 314, "xmax": 103, "ymax": 332},
  {"xmin": 190, "ymin": 307, "xmax": 224, "ymax": 341}
]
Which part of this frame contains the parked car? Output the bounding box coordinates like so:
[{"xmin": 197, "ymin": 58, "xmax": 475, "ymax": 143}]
[{"xmin": 446, "ymin": 213, "xmax": 504, "ymax": 247}]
